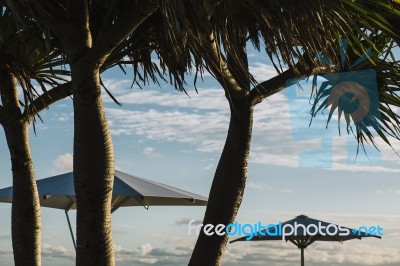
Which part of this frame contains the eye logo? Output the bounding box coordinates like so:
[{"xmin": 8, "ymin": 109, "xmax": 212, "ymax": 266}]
[
  {"xmin": 285, "ymin": 39, "xmax": 381, "ymax": 168},
  {"xmin": 328, "ymin": 81, "xmax": 370, "ymax": 124},
  {"xmin": 317, "ymin": 39, "xmax": 380, "ymax": 127}
]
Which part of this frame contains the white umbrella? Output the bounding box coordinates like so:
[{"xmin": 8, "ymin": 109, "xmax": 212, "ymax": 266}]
[{"xmin": 0, "ymin": 170, "xmax": 207, "ymax": 249}]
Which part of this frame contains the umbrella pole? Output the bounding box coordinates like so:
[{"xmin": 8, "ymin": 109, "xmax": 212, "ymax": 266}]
[
  {"xmin": 65, "ymin": 210, "xmax": 77, "ymax": 251},
  {"xmin": 301, "ymin": 247, "xmax": 304, "ymax": 266}
]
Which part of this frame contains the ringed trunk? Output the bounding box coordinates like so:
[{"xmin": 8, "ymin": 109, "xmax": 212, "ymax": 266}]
[
  {"xmin": 4, "ymin": 120, "xmax": 41, "ymax": 266},
  {"xmin": 189, "ymin": 100, "xmax": 254, "ymax": 266},
  {"xmin": 72, "ymin": 65, "xmax": 115, "ymax": 266},
  {"xmin": 1, "ymin": 70, "xmax": 41, "ymax": 266}
]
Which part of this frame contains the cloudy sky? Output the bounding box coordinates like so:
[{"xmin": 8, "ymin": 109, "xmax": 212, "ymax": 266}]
[{"xmin": 0, "ymin": 47, "xmax": 399, "ymax": 266}]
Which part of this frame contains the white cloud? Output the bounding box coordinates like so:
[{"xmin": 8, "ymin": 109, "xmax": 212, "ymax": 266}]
[
  {"xmin": 56, "ymin": 112, "xmax": 73, "ymax": 122},
  {"xmin": 250, "ymin": 94, "xmax": 400, "ymax": 172},
  {"xmin": 41, "ymin": 243, "xmax": 74, "ymax": 260},
  {"xmin": 52, "ymin": 153, "xmax": 73, "ymax": 173},
  {"xmin": 102, "ymin": 82, "xmax": 228, "ymax": 111},
  {"xmin": 138, "ymin": 243, "xmax": 153, "ymax": 256},
  {"xmin": 106, "ymin": 108, "xmax": 228, "ymax": 153},
  {"xmin": 375, "ymin": 188, "xmax": 400, "ymax": 195},
  {"xmin": 247, "ymin": 182, "xmax": 272, "ymax": 190},
  {"xmin": 280, "ymin": 188, "xmax": 294, "ymax": 193},
  {"xmin": 105, "ymin": 236, "xmax": 400, "ymax": 266},
  {"xmin": 114, "ymin": 243, "xmax": 192, "ymax": 265},
  {"xmin": 224, "ymin": 237, "xmax": 400, "ymax": 266},
  {"xmin": 112, "ymin": 226, "xmax": 135, "ymax": 236},
  {"xmin": 143, "ymin": 147, "xmax": 163, "ymax": 158},
  {"xmin": 101, "ymin": 79, "xmax": 135, "ymax": 96},
  {"xmin": 3, "ymin": 211, "xmax": 395, "ymax": 266},
  {"xmin": 204, "ymin": 164, "xmax": 213, "ymax": 170},
  {"xmin": 249, "ymin": 62, "xmax": 281, "ymax": 82},
  {"xmin": 102, "ymin": 78, "xmax": 400, "ymax": 173},
  {"xmin": 174, "ymin": 218, "xmax": 203, "ymax": 227},
  {"xmin": 327, "ymin": 163, "xmax": 400, "ymax": 173}
]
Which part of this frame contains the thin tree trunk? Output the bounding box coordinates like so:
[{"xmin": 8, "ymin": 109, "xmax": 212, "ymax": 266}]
[
  {"xmin": 3, "ymin": 121, "xmax": 41, "ymax": 266},
  {"xmin": 189, "ymin": 100, "xmax": 254, "ymax": 266},
  {"xmin": 72, "ymin": 64, "xmax": 115, "ymax": 266},
  {"xmin": 1, "ymin": 70, "xmax": 41, "ymax": 266}
]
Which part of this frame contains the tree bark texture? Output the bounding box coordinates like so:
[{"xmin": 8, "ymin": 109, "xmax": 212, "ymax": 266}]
[
  {"xmin": 71, "ymin": 64, "xmax": 115, "ymax": 266},
  {"xmin": 1, "ymin": 71, "xmax": 41, "ymax": 266},
  {"xmin": 189, "ymin": 99, "xmax": 254, "ymax": 266}
]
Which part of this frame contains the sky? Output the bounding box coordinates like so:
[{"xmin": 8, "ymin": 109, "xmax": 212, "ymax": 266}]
[{"xmin": 0, "ymin": 47, "xmax": 400, "ymax": 266}]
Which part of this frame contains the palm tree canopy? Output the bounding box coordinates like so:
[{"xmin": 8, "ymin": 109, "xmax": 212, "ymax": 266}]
[
  {"xmin": 6, "ymin": 0, "xmax": 400, "ymax": 147},
  {"xmin": 310, "ymin": 30, "xmax": 400, "ymax": 150},
  {"xmin": 0, "ymin": 6, "xmax": 68, "ymax": 119}
]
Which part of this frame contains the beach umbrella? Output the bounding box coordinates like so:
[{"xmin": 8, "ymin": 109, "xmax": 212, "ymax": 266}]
[
  {"xmin": 0, "ymin": 170, "xmax": 207, "ymax": 249},
  {"xmin": 230, "ymin": 214, "xmax": 381, "ymax": 266}
]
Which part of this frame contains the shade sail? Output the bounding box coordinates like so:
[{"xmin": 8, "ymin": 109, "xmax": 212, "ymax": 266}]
[{"xmin": 0, "ymin": 170, "xmax": 208, "ymax": 211}]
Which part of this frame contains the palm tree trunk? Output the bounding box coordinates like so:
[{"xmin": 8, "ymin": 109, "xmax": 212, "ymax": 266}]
[
  {"xmin": 189, "ymin": 100, "xmax": 253, "ymax": 266},
  {"xmin": 56, "ymin": 1, "xmax": 115, "ymax": 264},
  {"xmin": 72, "ymin": 65, "xmax": 115, "ymax": 266},
  {"xmin": 4, "ymin": 121, "xmax": 41, "ymax": 266},
  {"xmin": 1, "ymin": 71, "xmax": 41, "ymax": 266}
]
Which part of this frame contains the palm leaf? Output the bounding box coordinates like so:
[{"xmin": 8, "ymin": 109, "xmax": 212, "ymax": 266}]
[
  {"xmin": 310, "ymin": 30, "xmax": 400, "ymax": 151},
  {"xmin": 0, "ymin": 6, "xmax": 68, "ymax": 114}
]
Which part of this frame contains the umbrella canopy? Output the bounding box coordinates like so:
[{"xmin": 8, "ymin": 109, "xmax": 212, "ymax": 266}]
[
  {"xmin": 0, "ymin": 170, "xmax": 208, "ymax": 212},
  {"xmin": 0, "ymin": 170, "xmax": 207, "ymax": 250},
  {"xmin": 230, "ymin": 214, "xmax": 381, "ymax": 266}
]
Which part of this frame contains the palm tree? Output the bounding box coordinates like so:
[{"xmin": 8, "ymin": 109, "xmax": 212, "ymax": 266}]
[
  {"xmin": 0, "ymin": 4, "xmax": 147, "ymax": 265},
  {"xmin": 5, "ymin": 1, "xmax": 203, "ymax": 265},
  {"xmin": 188, "ymin": 1, "xmax": 400, "ymax": 265},
  {"xmin": 0, "ymin": 6, "xmax": 69, "ymax": 266},
  {"xmin": 6, "ymin": 1, "xmax": 399, "ymax": 266}
]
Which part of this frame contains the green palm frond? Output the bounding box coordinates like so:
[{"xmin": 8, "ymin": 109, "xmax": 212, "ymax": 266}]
[
  {"xmin": 208, "ymin": 0, "xmax": 398, "ymax": 76},
  {"xmin": 310, "ymin": 30, "xmax": 400, "ymax": 151},
  {"xmin": 10, "ymin": 0, "xmax": 397, "ymax": 87},
  {"xmin": 6, "ymin": 0, "xmax": 399, "ymax": 151},
  {"xmin": 203, "ymin": 0, "xmax": 400, "ymax": 151},
  {"xmin": 0, "ymin": 6, "xmax": 68, "ymax": 110},
  {"xmin": 100, "ymin": 1, "xmax": 207, "ymax": 93},
  {"xmin": 7, "ymin": 0, "xmax": 399, "ymax": 87},
  {"xmin": 108, "ymin": 0, "xmax": 400, "ymax": 154}
]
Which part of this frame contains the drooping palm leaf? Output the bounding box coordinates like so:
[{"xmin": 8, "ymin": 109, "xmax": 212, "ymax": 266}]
[
  {"xmin": 6, "ymin": 0, "xmax": 400, "ymax": 149},
  {"xmin": 0, "ymin": 6, "xmax": 69, "ymax": 118},
  {"xmin": 310, "ymin": 30, "xmax": 400, "ymax": 151}
]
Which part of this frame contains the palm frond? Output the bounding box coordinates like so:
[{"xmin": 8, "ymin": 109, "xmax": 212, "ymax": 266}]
[
  {"xmin": 5, "ymin": 0, "xmax": 400, "ymax": 152},
  {"xmin": 0, "ymin": 6, "xmax": 69, "ymax": 118},
  {"xmin": 310, "ymin": 31, "xmax": 400, "ymax": 151}
]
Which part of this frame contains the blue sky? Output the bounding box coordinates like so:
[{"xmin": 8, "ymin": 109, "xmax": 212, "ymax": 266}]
[{"xmin": 0, "ymin": 48, "xmax": 400, "ymax": 266}]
